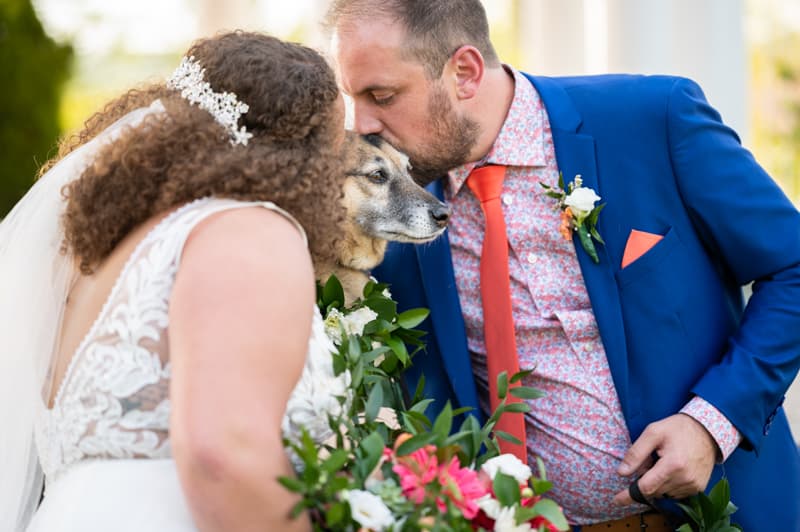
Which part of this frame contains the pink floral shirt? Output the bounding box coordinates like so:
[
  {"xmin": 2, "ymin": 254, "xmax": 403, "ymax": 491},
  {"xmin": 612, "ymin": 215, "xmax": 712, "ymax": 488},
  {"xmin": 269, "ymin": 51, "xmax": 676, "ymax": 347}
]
[{"xmin": 444, "ymin": 67, "xmax": 740, "ymax": 524}]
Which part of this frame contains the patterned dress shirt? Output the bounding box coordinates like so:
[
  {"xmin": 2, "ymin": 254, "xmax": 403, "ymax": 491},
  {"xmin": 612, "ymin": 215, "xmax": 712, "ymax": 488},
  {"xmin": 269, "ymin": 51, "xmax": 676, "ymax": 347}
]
[{"xmin": 444, "ymin": 66, "xmax": 741, "ymax": 524}]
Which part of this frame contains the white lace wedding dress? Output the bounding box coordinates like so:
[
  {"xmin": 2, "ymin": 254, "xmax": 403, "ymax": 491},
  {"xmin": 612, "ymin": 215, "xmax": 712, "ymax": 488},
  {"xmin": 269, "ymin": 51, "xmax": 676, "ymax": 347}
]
[{"xmin": 26, "ymin": 198, "xmax": 344, "ymax": 531}]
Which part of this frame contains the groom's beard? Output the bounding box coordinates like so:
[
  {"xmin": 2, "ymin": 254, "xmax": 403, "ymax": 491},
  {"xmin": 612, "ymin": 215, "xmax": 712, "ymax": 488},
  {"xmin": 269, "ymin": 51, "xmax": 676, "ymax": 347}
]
[{"xmin": 408, "ymin": 85, "xmax": 480, "ymax": 187}]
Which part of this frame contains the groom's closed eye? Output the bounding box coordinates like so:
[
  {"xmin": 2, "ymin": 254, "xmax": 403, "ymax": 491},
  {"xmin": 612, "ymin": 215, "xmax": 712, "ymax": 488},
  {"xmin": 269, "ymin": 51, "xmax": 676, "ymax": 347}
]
[{"xmin": 371, "ymin": 93, "xmax": 395, "ymax": 106}]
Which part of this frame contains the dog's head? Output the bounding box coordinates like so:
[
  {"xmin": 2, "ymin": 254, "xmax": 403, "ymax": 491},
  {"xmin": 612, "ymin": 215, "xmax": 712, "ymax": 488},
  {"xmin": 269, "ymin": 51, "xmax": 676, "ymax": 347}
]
[{"xmin": 342, "ymin": 132, "xmax": 449, "ymax": 244}]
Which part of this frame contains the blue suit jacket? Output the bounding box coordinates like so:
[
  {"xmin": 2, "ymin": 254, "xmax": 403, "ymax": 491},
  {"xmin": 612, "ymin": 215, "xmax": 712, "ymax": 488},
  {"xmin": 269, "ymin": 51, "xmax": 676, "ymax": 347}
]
[{"xmin": 374, "ymin": 74, "xmax": 800, "ymax": 530}]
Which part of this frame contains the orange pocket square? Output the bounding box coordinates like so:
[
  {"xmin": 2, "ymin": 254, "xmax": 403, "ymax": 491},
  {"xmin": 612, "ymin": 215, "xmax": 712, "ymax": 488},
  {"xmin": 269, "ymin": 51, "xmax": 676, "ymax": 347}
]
[{"xmin": 621, "ymin": 229, "xmax": 663, "ymax": 268}]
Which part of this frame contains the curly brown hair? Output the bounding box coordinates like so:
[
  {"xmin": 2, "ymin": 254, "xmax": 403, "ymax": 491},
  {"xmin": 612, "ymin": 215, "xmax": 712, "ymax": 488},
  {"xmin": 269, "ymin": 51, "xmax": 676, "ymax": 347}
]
[{"xmin": 52, "ymin": 31, "xmax": 346, "ymax": 274}]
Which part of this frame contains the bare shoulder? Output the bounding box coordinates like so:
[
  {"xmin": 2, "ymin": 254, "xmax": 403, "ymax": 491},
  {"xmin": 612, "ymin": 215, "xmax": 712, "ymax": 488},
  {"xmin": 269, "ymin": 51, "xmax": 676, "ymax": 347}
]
[
  {"xmin": 181, "ymin": 205, "xmax": 311, "ymax": 283},
  {"xmin": 172, "ymin": 205, "xmax": 315, "ymax": 326}
]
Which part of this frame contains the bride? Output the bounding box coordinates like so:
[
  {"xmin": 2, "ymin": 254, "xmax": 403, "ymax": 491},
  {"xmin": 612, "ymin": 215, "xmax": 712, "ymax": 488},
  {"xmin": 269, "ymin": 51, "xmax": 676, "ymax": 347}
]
[{"xmin": 0, "ymin": 31, "xmax": 347, "ymax": 531}]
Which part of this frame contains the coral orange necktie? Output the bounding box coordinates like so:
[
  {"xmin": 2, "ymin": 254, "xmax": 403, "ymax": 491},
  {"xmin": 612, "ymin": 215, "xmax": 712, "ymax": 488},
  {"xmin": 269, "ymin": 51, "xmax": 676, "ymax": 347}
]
[{"xmin": 466, "ymin": 165, "xmax": 528, "ymax": 462}]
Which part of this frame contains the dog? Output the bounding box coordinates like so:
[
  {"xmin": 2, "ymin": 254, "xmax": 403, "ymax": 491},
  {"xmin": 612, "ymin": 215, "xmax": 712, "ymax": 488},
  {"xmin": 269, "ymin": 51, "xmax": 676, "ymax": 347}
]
[{"xmin": 316, "ymin": 133, "xmax": 450, "ymax": 304}]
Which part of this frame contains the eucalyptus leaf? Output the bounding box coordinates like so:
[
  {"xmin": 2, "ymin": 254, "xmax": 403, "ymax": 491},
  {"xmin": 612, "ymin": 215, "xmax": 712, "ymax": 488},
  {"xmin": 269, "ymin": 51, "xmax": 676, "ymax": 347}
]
[
  {"xmin": 501, "ymin": 402, "xmax": 532, "ymax": 414},
  {"xmin": 509, "ymin": 386, "xmax": 545, "ymax": 400},
  {"xmin": 497, "ymin": 370, "xmax": 509, "ymax": 399},
  {"xmin": 494, "ymin": 430, "xmax": 522, "ymax": 445},
  {"xmin": 510, "ymin": 369, "xmax": 534, "ymax": 383},
  {"xmin": 364, "ymin": 384, "xmax": 384, "ymax": 422}
]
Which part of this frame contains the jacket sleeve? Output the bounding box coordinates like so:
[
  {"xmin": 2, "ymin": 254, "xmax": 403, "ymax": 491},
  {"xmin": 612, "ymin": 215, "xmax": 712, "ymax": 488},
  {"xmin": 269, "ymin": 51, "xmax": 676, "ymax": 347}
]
[{"xmin": 667, "ymin": 77, "xmax": 800, "ymax": 452}]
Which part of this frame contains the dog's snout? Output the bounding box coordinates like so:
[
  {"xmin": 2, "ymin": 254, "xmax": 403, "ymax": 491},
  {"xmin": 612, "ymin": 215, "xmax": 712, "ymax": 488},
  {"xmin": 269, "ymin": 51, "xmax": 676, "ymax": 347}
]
[{"xmin": 430, "ymin": 203, "xmax": 450, "ymax": 227}]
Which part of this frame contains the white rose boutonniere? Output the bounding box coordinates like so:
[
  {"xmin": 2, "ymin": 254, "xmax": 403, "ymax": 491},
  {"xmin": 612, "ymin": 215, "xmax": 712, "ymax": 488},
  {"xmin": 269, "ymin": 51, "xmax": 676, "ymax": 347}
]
[{"xmin": 541, "ymin": 173, "xmax": 605, "ymax": 263}]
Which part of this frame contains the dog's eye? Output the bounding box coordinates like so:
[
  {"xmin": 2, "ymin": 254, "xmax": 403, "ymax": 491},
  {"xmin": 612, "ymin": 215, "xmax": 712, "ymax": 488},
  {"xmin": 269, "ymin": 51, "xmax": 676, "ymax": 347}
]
[{"xmin": 368, "ymin": 169, "xmax": 388, "ymax": 183}]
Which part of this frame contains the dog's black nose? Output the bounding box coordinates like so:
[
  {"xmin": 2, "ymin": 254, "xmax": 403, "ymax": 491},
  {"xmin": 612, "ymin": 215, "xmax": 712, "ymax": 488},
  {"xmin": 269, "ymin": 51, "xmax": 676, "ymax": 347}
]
[{"xmin": 431, "ymin": 204, "xmax": 450, "ymax": 227}]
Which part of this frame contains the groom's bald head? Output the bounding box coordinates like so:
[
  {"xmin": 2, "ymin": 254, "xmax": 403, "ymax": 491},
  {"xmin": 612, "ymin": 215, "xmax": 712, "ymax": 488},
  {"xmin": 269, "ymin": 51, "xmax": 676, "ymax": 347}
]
[{"xmin": 325, "ymin": 0, "xmax": 499, "ymax": 79}]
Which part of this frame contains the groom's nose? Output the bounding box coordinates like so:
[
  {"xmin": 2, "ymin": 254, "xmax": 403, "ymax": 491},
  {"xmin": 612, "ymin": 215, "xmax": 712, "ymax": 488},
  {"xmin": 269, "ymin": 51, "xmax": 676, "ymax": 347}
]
[{"xmin": 353, "ymin": 101, "xmax": 383, "ymax": 136}]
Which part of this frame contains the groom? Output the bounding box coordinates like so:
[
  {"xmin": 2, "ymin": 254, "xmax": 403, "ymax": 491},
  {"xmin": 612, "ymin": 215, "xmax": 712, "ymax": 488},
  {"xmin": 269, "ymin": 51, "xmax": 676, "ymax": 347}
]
[{"xmin": 326, "ymin": 0, "xmax": 800, "ymax": 530}]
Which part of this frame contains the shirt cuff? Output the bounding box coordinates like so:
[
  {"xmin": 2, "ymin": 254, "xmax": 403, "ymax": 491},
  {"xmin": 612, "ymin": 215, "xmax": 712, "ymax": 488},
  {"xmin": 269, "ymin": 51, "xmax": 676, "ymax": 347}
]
[{"xmin": 680, "ymin": 396, "xmax": 742, "ymax": 462}]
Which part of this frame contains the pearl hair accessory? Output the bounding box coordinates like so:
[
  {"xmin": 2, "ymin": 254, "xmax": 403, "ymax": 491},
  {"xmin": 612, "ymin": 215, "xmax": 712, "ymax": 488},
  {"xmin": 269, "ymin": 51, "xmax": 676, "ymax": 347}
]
[{"xmin": 167, "ymin": 55, "xmax": 253, "ymax": 146}]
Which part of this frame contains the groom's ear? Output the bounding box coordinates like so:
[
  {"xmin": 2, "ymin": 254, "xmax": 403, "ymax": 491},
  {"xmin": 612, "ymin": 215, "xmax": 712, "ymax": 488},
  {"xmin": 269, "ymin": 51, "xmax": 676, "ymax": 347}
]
[{"xmin": 446, "ymin": 45, "xmax": 484, "ymax": 101}]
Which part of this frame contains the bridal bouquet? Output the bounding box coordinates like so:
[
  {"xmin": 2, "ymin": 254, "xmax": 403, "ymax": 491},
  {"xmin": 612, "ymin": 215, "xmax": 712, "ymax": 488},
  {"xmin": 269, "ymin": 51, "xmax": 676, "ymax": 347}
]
[{"xmin": 280, "ymin": 275, "xmax": 569, "ymax": 532}]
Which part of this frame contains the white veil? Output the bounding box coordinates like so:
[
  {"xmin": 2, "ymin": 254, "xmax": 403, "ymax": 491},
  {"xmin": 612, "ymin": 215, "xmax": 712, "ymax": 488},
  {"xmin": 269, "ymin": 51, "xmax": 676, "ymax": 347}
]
[{"xmin": 0, "ymin": 100, "xmax": 165, "ymax": 532}]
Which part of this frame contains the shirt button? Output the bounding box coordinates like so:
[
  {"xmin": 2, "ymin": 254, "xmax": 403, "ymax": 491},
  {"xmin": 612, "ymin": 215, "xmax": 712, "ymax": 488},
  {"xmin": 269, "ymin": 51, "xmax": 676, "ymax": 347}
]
[
  {"xmin": 502, "ymin": 194, "xmax": 514, "ymax": 206},
  {"xmin": 526, "ymin": 253, "xmax": 537, "ymax": 264}
]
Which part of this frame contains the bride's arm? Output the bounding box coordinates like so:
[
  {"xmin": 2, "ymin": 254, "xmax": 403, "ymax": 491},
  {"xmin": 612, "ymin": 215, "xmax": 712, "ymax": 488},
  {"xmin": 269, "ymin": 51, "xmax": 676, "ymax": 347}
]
[{"xmin": 168, "ymin": 206, "xmax": 313, "ymax": 532}]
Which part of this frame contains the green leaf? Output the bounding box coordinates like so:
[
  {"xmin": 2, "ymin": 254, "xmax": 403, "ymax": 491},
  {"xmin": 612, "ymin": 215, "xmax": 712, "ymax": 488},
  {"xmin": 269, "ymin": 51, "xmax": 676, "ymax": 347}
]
[
  {"xmin": 531, "ymin": 499, "xmax": 569, "ymax": 531},
  {"xmin": 590, "ymin": 225, "xmax": 605, "ymax": 245},
  {"xmin": 320, "ymin": 449, "xmax": 349, "ymax": 474},
  {"xmin": 322, "ymin": 275, "xmax": 345, "ymax": 307},
  {"xmin": 676, "ymin": 525, "xmax": 693, "ymax": 532},
  {"xmin": 510, "ymin": 369, "xmax": 534, "ymax": 384},
  {"xmin": 325, "ymin": 501, "xmax": 347, "ymax": 526},
  {"xmin": 357, "ymin": 432, "xmax": 385, "ymax": 479},
  {"xmin": 586, "ymin": 202, "xmax": 605, "ymax": 225},
  {"xmin": 494, "ymin": 430, "xmax": 523, "ymax": 445},
  {"xmin": 677, "ymin": 501, "xmax": 703, "ymax": 524},
  {"xmin": 510, "ymin": 386, "xmax": 545, "ymax": 400},
  {"xmin": 410, "ymin": 398, "xmax": 434, "ymax": 414},
  {"xmin": 558, "ymin": 172, "xmax": 565, "ymax": 191},
  {"xmin": 365, "ymin": 384, "xmax": 384, "ymax": 422},
  {"xmin": 290, "ymin": 499, "xmax": 308, "ymax": 518},
  {"xmin": 709, "ymin": 478, "xmax": 731, "ymax": 514},
  {"xmin": 402, "ymin": 410, "xmax": 432, "ymax": 432},
  {"xmin": 397, "ymin": 308, "xmax": 430, "ymax": 329},
  {"xmin": 493, "ymin": 472, "xmax": 521, "ymax": 507},
  {"xmin": 396, "ymin": 431, "xmax": 437, "ymax": 456},
  {"xmin": 536, "ymin": 456, "xmax": 548, "ymax": 481},
  {"xmin": 432, "ymin": 402, "xmax": 454, "ymax": 442},
  {"xmin": 277, "ymin": 475, "xmax": 304, "ymax": 493},
  {"xmin": 497, "ymin": 371, "xmax": 509, "ymax": 399},
  {"xmin": 577, "ymin": 224, "xmax": 600, "ymax": 263},
  {"xmin": 385, "ymin": 336, "xmax": 409, "ymax": 365},
  {"xmin": 412, "ymin": 374, "xmax": 427, "ymax": 403},
  {"xmin": 364, "ymin": 296, "xmax": 397, "ymax": 320},
  {"xmin": 516, "ymin": 506, "xmax": 539, "ymax": 524},
  {"xmin": 531, "ymin": 478, "xmax": 553, "ymax": 495},
  {"xmin": 501, "ymin": 402, "xmax": 532, "ymax": 414}
]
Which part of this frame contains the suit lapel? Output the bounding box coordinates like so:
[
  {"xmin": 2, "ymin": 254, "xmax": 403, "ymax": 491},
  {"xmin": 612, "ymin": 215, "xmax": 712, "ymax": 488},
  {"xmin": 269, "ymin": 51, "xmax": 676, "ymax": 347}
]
[
  {"xmin": 414, "ymin": 180, "xmax": 480, "ymax": 413},
  {"xmin": 525, "ymin": 74, "xmax": 633, "ymax": 420}
]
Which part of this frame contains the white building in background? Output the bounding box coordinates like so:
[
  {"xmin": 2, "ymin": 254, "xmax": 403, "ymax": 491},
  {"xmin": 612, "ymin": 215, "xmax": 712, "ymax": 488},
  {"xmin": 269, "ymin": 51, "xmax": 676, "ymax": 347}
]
[{"xmin": 516, "ymin": 0, "xmax": 748, "ymax": 143}]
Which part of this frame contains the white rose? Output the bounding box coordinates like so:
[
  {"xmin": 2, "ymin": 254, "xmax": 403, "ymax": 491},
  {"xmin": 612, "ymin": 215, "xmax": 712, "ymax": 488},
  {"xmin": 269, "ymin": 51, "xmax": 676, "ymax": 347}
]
[
  {"xmin": 564, "ymin": 186, "xmax": 600, "ymax": 216},
  {"xmin": 343, "ymin": 489, "xmax": 394, "ymax": 531},
  {"xmin": 494, "ymin": 506, "xmax": 533, "ymax": 532},
  {"xmin": 283, "ymin": 311, "xmax": 352, "ymax": 447},
  {"xmin": 481, "ymin": 454, "xmax": 533, "ymax": 484},
  {"xmin": 475, "ymin": 494, "xmax": 502, "ymax": 519},
  {"xmin": 341, "ymin": 307, "xmax": 379, "ymax": 337}
]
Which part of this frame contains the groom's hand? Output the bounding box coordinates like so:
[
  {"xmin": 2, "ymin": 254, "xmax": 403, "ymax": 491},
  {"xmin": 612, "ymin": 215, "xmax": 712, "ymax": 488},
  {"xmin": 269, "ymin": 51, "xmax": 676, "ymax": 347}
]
[{"xmin": 612, "ymin": 413, "xmax": 717, "ymax": 505}]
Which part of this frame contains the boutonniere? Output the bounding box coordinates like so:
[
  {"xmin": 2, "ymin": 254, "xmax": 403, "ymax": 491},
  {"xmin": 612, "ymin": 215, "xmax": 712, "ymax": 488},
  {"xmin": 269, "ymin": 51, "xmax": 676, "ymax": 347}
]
[{"xmin": 540, "ymin": 173, "xmax": 605, "ymax": 263}]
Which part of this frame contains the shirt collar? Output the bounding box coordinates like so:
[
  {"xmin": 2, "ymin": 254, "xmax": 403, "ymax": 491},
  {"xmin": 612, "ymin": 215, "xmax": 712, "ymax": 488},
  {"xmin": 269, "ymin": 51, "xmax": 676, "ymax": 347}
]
[{"xmin": 447, "ymin": 65, "xmax": 547, "ymax": 197}]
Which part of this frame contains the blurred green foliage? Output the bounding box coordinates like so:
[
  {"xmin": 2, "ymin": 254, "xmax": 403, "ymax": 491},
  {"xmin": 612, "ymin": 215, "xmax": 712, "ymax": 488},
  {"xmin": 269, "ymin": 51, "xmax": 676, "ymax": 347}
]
[
  {"xmin": 0, "ymin": 0, "xmax": 72, "ymax": 217},
  {"xmin": 750, "ymin": 31, "xmax": 800, "ymax": 204}
]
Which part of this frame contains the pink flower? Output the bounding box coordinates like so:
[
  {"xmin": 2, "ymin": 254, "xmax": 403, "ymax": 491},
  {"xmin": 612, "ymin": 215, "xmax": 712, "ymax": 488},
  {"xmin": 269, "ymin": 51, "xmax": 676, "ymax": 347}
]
[
  {"xmin": 392, "ymin": 445, "xmax": 439, "ymax": 504},
  {"xmin": 437, "ymin": 456, "xmax": 488, "ymax": 519}
]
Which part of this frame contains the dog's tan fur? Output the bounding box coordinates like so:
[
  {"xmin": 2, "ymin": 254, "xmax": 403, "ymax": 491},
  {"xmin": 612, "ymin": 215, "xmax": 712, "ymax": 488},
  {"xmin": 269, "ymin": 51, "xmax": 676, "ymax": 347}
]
[{"xmin": 316, "ymin": 132, "xmax": 450, "ymax": 303}]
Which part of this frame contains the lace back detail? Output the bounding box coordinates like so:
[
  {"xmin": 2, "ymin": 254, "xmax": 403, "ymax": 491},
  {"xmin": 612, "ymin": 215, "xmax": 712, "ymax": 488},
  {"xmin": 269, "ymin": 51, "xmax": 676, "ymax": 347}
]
[{"xmin": 35, "ymin": 198, "xmax": 298, "ymax": 481}]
